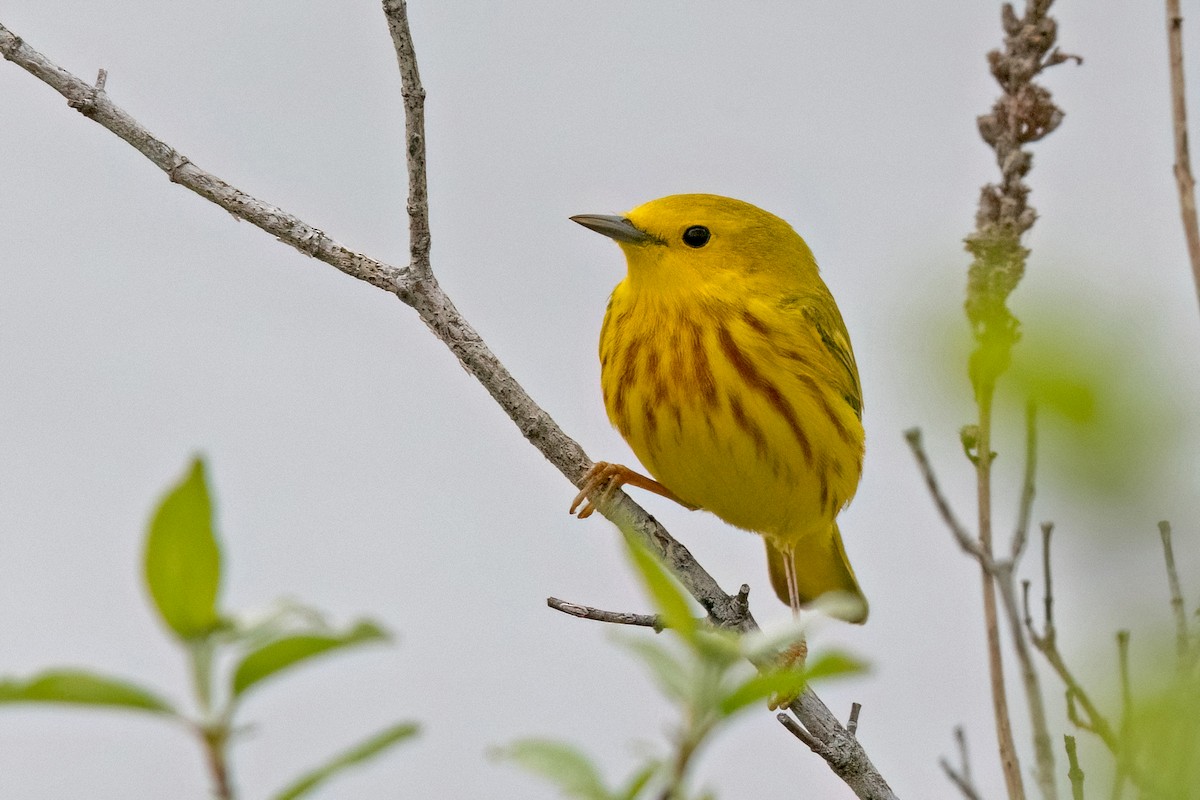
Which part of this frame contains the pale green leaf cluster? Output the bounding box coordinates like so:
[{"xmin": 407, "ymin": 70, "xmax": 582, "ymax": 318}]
[{"xmin": 0, "ymin": 457, "xmax": 416, "ymax": 799}]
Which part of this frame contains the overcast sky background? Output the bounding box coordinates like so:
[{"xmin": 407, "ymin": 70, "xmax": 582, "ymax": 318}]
[{"xmin": 3, "ymin": 2, "xmax": 1199, "ymax": 798}]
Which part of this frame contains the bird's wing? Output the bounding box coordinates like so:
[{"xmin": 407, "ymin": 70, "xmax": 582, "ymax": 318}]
[{"xmin": 801, "ymin": 301, "xmax": 863, "ymax": 419}]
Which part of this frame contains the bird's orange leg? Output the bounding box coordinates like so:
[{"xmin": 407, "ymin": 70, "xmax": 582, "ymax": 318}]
[{"xmin": 569, "ymin": 461, "xmax": 698, "ymax": 519}]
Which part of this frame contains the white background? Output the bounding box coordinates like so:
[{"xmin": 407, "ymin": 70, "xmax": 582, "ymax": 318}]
[{"xmin": 2, "ymin": 2, "xmax": 1199, "ymax": 798}]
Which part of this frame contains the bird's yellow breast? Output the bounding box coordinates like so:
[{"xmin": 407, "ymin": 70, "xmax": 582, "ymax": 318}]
[{"xmin": 599, "ymin": 283, "xmax": 863, "ymax": 547}]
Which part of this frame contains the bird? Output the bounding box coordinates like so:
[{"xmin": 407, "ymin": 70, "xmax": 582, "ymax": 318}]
[{"xmin": 568, "ymin": 193, "xmax": 867, "ymax": 623}]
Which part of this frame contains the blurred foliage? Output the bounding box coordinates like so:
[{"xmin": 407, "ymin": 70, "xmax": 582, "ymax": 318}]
[
  {"xmin": 922, "ymin": 294, "xmax": 1187, "ymax": 503},
  {"xmin": 0, "ymin": 670, "xmax": 174, "ymax": 714},
  {"xmin": 501, "ymin": 532, "xmax": 863, "ymax": 800},
  {"xmin": 1061, "ymin": 631, "xmax": 1200, "ymax": 799},
  {"xmin": 1124, "ymin": 662, "xmax": 1200, "ymax": 798},
  {"xmin": 272, "ymin": 722, "xmax": 421, "ymax": 800},
  {"xmin": 0, "ymin": 457, "xmax": 414, "ymax": 800}
]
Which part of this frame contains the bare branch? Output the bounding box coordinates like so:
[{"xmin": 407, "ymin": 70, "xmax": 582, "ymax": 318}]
[
  {"xmin": 847, "ymin": 703, "xmax": 862, "ymax": 738},
  {"xmin": 546, "ymin": 597, "xmax": 664, "ymax": 631},
  {"xmin": 993, "ymin": 559, "xmax": 1056, "ymax": 800},
  {"xmin": 382, "ymin": 0, "xmax": 431, "ymax": 280},
  {"xmin": 1063, "ymin": 735, "xmax": 1084, "ymax": 800},
  {"xmin": 1025, "ymin": 528, "xmax": 1120, "ymax": 753},
  {"xmin": 0, "ymin": 26, "xmax": 406, "ymax": 295},
  {"xmin": 1040, "ymin": 523, "xmax": 1055, "ymax": 642},
  {"xmin": 776, "ymin": 713, "xmax": 826, "ymax": 757},
  {"xmin": 940, "ymin": 726, "xmax": 982, "ymax": 800},
  {"xmin": 0, "ymin": 16, "xmax": 896, "ymax": 799},
  {"xmin": 1107, "ymin": 630, "xmax": 1134, "ymax": 800},
  {"xmin": 941, "ymin": 760, "xmax": 983, "ymax": 800},
  {"xmin": 1011, "ymin": 402, "xmax": 1038, "ymax": 561},
  {"xmin": 904, "ymin": 428, "xmax": 988, "ymax": 565},
  {"xmin": 910, "ymin": 423, "xmax": 1056, "ymax": 798},
  {"xmin": 1116, "ymin": 630, "xmax": 1132, "ymax": 732},
  {"xmin": 1165, "ymin": 0, "xmax": 1200, "ymax": 308},
  {"xmin": 1157, "ymin": 521, "xmax": 1191, "ymax": 671},
  {"xmin": 902, "ymin": 422, "xmax": 1056, "ymax": 796}
]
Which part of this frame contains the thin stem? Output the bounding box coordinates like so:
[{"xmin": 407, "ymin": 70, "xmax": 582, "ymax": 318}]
[
  {"xmin": 1011, "ymin": 401, "xmax": 1037, "ymax": 561},
  {"xmin": 188, "ymin": 639, "xmax": 215, "ymax": 715},
  {"xmin": 1166, "ymin": 0, "xmax": 1200, "ymax": 308},
  {"xmin": 941, "ymin": 725, "xmax": 983, "ymax": 800},
  {"xmin": 994, "ymin": 559, "xmax": 1057, "ymax": 800},
  {"xmin": 546, "ymin": 597, "xmax": 664, "ymax": 631},
  {"xmin": 1004, "ymin": 404, "xmax": 1057, "ymax": 800},
  {"xmin": 975, "ymin": 384, "xmax": 1026, "ymax": 800},
  {"xmin": 199, "ymin": 725, "xmax": 234, "ymax": 800},
  {"xmin": 658, "ymin": 719, "xmax": 708, "ymax": 800},
  {"xmin": 1041, "ymin": 523, "xmax": 1055, "ymax": 644},
  {"xmin": 188, "ymin": 640, "xmax": 234, "ymax": 800},
  {"xmin": 1116, "ymin": 630, "xmax": 1132, "ymax": 736},
  {"xmin": 910, "ymin": 412, "xmax": 1055, "ymax": 797},
  {"xmin": 1024, "ymin": 527, "xmax": 1121, "ymax": 754},
  {"xmin": 1064, "ymin": 735, "xmax": 1084, "ymax": 800},
  {"xmin": 1157, "ymin": 520, "xmax": 1191, "ymax": 671},
  {"xmin": 1111, "ymin": 630, "xmax": 1132, "ymax": 797}
]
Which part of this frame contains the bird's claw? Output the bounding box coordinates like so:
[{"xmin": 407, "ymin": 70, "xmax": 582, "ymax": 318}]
[
  {"xmin": 569, "ymin": 461, "xmax": 624, "ymax": 519},
  {"xmin": 767, "ymin": 638, "xmax": 809, "ymax": 711}
]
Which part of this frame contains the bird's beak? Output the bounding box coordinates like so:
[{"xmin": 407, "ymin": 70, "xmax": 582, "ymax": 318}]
[{"xmin": 570, "ymin": 214, "xmax": 653, "ymax": 244}]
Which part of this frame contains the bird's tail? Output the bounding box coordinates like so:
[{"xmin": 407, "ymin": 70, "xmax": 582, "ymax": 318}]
[{"xmin": 765, "ymin": 523, "xmax": 868, "ymax": 623}]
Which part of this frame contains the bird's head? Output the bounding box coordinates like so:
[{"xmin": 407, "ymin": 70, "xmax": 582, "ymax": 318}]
[{"xmin": 571, "ymin": 193, "xmax": 819, "ymax": 297}]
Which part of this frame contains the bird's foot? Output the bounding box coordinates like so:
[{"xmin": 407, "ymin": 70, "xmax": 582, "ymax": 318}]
[
  {"xmin": 767, "ymin": 637, "xmax": 809, "ymax": 711},
  {"xmin": 569, "ymin": 461, "xmax": 626, "ymax": 519},
  {"xmin": 569, "ymin": 462, "xmax": 698, "ymax": 519}
]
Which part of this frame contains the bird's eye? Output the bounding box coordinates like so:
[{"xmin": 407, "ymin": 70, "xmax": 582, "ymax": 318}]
[{"xmin": 682, "ymin": 225, "xmax": 711, "ymax": 248}]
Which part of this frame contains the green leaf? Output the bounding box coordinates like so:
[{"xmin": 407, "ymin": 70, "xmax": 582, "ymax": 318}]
[
  {"xmin": 0, "ymin": 669, "xmax": 175, "ymax": 715},
  {"xmin": 496, "ymin": 739, "xmax": 613, "ymax": 800},
  {"xmin": 623, "ymin": 536, "xmax": 695, "ymax": 641},
  {"xmin": 802, "ymin": 651, "xmax": 867, "ymax": 682},
  {"xmin": 718, "ymin": 651, "xmax": 865, "ymax": 717},
  {"xmin": 690, "ymin": 629, "xmax": 741, "ymax": 669},
  {"xmin": 718, "ymin": 668, "xmax": 808, "ymax": 717},
  {"xmin": 618, "ymin": 637, "xmax": 691, "ymax": 702},
  {"xmin": 616, "ymin": 761, "xmax": 659, "ymax": 800},
  {"xmin": 271, "ymin": 722, "xmax": 419, "ymax": 800},
  {"xmin": 144, "ymin": 457, "xmax": 223, "ymax": 639},
  {"xmin": 232, "ymin": 620, "xmax": 389, "ymax": 698}
]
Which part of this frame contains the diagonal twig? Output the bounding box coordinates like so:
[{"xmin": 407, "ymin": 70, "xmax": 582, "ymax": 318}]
[
  {"xmin": 547, "ymin": 597, "xmax": 664, "ymax": 631},
  {"xmin": 904, "ymin": 429, "xmax": 989, "ymax": 566},
  {"xmin": 1024, "ymin": 524, "xmax": 1120, "ymax": 754},
  {"xmin": 940, "ymin": 726, "xmax": 983, "ymax": 800},
  {"xmin": 1165, "ymin": 0, "xmax": 1200, "ymax": 309}
]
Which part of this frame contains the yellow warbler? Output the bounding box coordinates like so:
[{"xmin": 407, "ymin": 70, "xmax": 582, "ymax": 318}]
[{"xmin": 569, "ymin": 194, "xmax": 867, "ymax": 623}]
